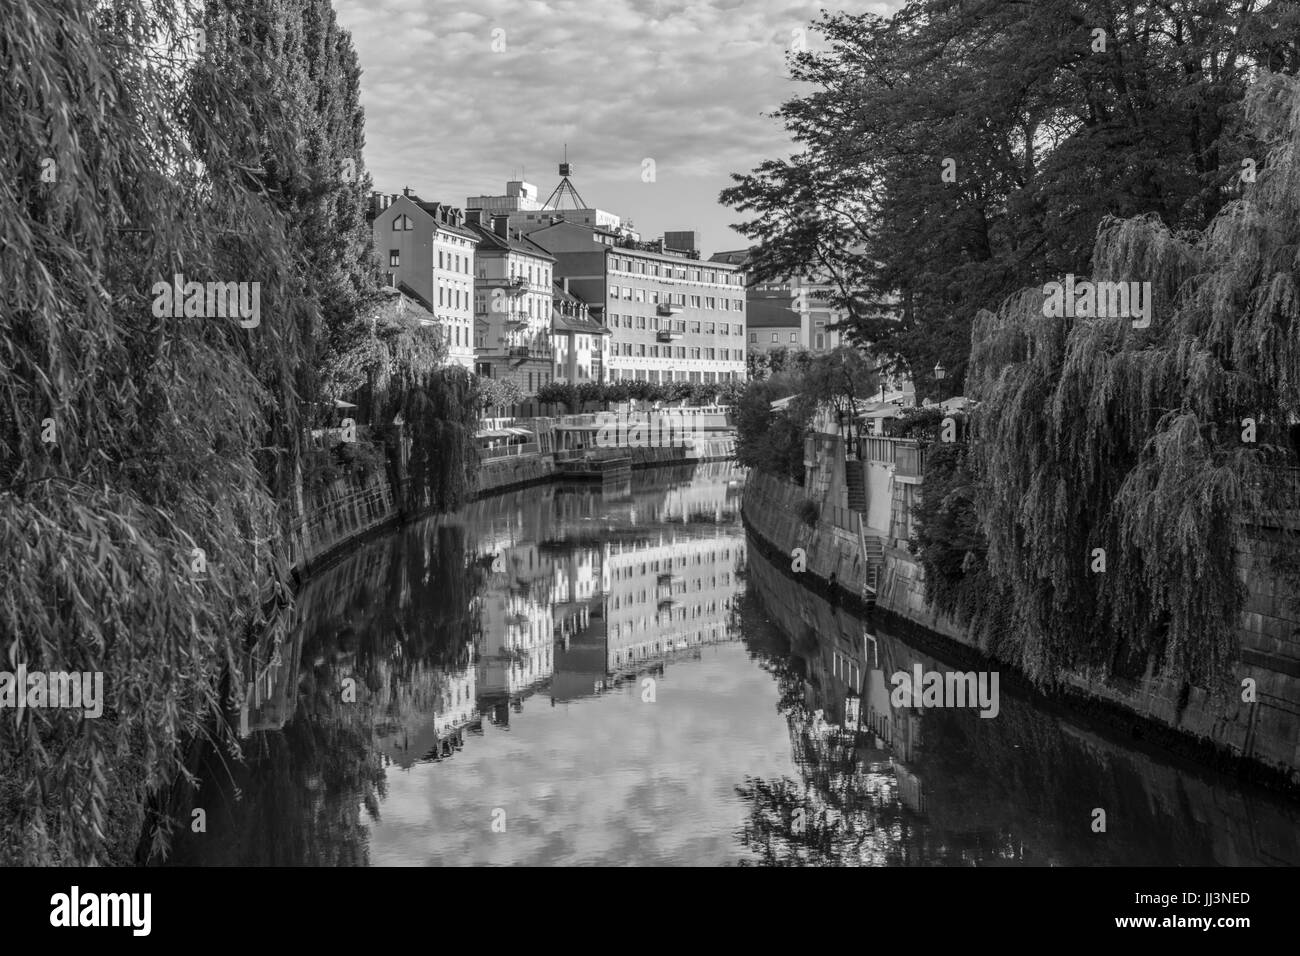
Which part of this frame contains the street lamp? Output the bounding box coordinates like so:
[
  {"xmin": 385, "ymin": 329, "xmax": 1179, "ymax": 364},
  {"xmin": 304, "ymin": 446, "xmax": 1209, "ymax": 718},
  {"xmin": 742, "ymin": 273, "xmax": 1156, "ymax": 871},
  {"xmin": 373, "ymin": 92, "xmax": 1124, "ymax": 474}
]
[{"xmin": 933, "ymin": 361, "xmax": 946, "ymax": 380}]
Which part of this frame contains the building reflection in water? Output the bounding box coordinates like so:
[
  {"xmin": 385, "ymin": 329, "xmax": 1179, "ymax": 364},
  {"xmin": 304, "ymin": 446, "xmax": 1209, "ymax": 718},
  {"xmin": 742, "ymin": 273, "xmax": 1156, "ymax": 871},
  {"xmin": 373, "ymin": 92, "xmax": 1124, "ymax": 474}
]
[{"xmin": 364, "ymin": 461, "xmax": 747, "ymax": 764}]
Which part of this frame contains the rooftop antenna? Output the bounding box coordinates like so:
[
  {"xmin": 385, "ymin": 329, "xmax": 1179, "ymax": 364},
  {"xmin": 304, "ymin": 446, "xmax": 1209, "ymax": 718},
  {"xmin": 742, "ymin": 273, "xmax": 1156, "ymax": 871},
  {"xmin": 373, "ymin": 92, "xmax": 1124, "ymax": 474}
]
[{"xmin": 542, "ymin": 143, "xmax": 588, "ymax": 211}]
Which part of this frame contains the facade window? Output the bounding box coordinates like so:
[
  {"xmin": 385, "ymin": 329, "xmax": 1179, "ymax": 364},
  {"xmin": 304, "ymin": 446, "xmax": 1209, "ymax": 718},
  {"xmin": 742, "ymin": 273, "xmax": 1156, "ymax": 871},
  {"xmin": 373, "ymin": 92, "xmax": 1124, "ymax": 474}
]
[
  {"xmin": 706, "ymin": 297, "xmax": 716, "ymax": 309},
  {"xmin": 676, "ymin": 347, "xmax": 685, "ymax": 358},
  {"xmin": 790, "ymin": 332, "xmax": 798, "ymax": 342},
  {"xmin": 749, "ymin": 332, "xmax": 757, "ymax": 343},
  {"xmin": 610, "ymin": 285, "xmax": 619, "ymax": 299},
  {"xmin": 392, "ymin": 214, "xmax": 412, "ymax": 231},
  {"xmin": 637, "ymin": 315, "xmax": 647, "ymax": 329},
  {"xmin": 771, "ymin": 333, "xmax": 778, "ymax": 343},
  {"xmin": 389, "ymin": 250, "xmax": 400, "ymax": 267},
  {"xmin": 705, "ymin": 348, "xmax": 715, "ymax": 360},
  {"xmin": 635, "ymin": 288, "xmax": 644, "ymax": 302},
  {"xmin": 637, "ymin": 344, "xmax": 646, "ymax": 357},
  {"xmin": 690, "ymin": 295, "xmax": 701, "ymax": 308},
  {"xmin": 690, "ymin": 322, "xmax": 700, "ymax": 334},
  {"xmin": 705, "ymin": 323, "xmax": 714, "ymax": 334},
  {"xmin": 690, "ymin": 347, "xmax": 701, "ymax": 359},
  {"xmin": 623, "ymin": 287, "xmax": 632, "ymax": 300}
]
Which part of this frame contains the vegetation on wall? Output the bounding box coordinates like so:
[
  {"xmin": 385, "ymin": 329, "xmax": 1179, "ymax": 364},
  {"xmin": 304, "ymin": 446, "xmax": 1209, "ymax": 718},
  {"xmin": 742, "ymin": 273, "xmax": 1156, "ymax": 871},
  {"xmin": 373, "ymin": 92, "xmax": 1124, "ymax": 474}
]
[{"xmin": 965, "ymin": 74, "xmax": 1300, "ymax": 693}]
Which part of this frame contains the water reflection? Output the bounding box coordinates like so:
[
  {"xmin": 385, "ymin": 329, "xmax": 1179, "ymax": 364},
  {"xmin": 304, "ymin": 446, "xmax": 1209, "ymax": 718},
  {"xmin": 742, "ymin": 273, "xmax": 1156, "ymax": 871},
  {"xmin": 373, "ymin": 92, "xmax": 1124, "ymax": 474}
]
[
  {"xmin": 160, "ymin": 462, "xmax": 1300, "ymax": 866},
  {"xmin": 737, "ymin": 542, "xmax": 1300, "ymax": 866}
]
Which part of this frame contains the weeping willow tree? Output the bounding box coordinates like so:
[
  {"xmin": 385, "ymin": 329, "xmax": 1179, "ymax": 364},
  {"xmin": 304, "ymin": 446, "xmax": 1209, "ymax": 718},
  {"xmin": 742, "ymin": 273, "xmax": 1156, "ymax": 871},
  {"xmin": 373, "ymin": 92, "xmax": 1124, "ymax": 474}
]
[
  {"xmin": 0, "ymin": 0, "xmax": 329, "ymax": 864},
  {"xmin": 967, "ymin": 73, "xmax": 1300, "ymax": 695},
  {"xmin": 320, "ymin": 290, "xmax": 448, "ymax": 425},
  {"xmin": 394, "ymin": 366, "xmax": 480, "ymax": 516}
]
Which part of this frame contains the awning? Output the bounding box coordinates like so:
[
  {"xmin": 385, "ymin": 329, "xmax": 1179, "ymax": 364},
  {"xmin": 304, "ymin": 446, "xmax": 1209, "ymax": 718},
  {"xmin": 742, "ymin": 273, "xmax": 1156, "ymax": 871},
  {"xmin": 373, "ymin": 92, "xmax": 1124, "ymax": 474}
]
[{"xmin": 475, "ymin": 429, "xmax": 513, "ymax": 439}]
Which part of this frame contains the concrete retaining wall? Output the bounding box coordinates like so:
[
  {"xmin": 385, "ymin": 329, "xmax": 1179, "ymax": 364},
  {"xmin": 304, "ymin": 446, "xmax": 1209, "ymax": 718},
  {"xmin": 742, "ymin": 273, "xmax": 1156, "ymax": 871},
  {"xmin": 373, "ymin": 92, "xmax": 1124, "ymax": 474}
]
[{"xmin": 743, "ymin": 468, "xmax": 1300, "ymax": 789}]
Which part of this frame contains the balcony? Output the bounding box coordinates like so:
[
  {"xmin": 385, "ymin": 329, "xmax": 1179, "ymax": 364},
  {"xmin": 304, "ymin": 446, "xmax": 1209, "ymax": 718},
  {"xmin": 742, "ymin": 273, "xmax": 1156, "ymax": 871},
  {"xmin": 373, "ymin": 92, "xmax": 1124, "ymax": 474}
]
[
  {"xmin": 508, "ymin": 346, "xmax": 530, "ymax": 359},
  {"xmin": 656, "ymin": 328, "xmax": 683, "ymax": 342},
  {"xmin": 656, "ymin": 302, "xmax": 681, "ymax": 316},
  {"xmin": 505, "ymin": 275, "xmax": 530, "ymax": 294}
]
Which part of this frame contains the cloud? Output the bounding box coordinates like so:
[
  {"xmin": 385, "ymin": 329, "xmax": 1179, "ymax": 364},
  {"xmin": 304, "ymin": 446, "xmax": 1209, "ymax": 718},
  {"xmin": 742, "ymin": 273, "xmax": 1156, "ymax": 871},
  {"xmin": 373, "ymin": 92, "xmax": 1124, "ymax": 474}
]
[{"xmin": 337, "ymin": 0, "xmax": 905, "ymax": 253}]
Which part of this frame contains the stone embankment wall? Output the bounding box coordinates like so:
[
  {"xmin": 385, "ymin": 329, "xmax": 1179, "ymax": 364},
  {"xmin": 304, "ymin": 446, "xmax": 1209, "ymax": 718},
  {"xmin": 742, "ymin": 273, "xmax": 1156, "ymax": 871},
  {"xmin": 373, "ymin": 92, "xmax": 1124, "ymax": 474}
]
[
  {"xmin": 743, "ymin": 468, "xmax": 1300, "ymax": 789},
  {"xmin": 292, "ymin": 440, "xmax": 734, "ymax": 574}
]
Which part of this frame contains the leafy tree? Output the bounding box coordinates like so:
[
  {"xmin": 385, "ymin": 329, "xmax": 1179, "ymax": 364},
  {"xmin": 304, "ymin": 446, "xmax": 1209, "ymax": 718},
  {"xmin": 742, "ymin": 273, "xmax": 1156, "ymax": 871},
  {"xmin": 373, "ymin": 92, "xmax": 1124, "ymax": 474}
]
[
  {"xmin": 966, "ymin": 73, "xmax": 1300, "ymax": 693},
  {"xmin": 393, "ymin": 366, "xmax": 479, "ymax": 515},
  {"xmin": 535, "ymin": 381, "xmax": 579, "ymax": 413},
  {"xmin": 201, "ymin": 0, "xmax": 379, "ymax": 409},
  {"xmin": 723, "ymin": 0, "xmax": 1298, "ymax": 400},
  {"xmin": 734, "ymin": 374, "xmax": 810, "ymax": 484},
  {"xmin": 474, "ymin": 375, "xmax": 523, "ymax": 413},
  {"xmin": 0, "ymin": 0, "xmax": 325, "ymax": 864},
  {"xmin": 323, "ymin": 293, "xmax": 448, "ymax": 425}
]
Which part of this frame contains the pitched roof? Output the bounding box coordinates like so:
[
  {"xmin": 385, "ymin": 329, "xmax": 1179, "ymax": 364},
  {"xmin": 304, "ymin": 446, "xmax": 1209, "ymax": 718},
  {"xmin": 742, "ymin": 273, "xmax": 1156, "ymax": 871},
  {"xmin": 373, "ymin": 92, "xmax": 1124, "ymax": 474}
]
[
  {"xmin": 552, "ymin": 311, "xmax": 611, "ymax": 335},
  {"xmin": 464, "ymin": 222, "xmax": 556, "ymax": 260}
]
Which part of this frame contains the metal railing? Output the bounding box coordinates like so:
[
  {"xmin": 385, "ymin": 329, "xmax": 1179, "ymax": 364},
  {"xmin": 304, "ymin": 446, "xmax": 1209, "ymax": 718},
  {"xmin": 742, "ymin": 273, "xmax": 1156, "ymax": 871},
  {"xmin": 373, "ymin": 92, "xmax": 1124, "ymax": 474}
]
[{"xmin": 479, "ymin": 441, "xmax": 540, "ymax": 463}]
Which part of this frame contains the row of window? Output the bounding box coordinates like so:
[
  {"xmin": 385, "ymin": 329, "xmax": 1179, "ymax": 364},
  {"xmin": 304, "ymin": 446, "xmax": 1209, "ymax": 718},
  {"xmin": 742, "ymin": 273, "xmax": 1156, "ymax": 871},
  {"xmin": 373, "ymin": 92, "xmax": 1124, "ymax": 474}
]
[
  {"xmin": 612, "ymin": 343, "xmax": 737, "ymax": 360},
  {"xmin": 438, "ymin": 285, "xmax": 469, "ymax": 310},
  {"xmin": 609, "ymin": 285, "xmax": 743, "ymax": 310},
  {"xmin": 608, "ymin": 258, "xmax": 744, "ymax": 286},
  {"xmin": 438, "ymin": 249, "xmax": 470, "ymax": 274},
  {"xmin": 750, "ymin": 330, "xmax": 832, "ymax": 348},
  {"xmin": 606, "ymin": 314, "xmax": 743, "ymax": 335},
  {"xmin": 607, "ymin": 369, "xmax": 740, "ymax": 382}
]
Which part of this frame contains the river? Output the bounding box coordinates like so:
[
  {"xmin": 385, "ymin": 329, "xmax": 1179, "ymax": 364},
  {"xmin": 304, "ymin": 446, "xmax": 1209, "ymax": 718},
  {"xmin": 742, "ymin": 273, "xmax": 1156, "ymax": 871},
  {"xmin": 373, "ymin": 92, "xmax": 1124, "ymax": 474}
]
[{"xmin": 162, "ymin": 463, "xmax": 1300, "ymax": 866}]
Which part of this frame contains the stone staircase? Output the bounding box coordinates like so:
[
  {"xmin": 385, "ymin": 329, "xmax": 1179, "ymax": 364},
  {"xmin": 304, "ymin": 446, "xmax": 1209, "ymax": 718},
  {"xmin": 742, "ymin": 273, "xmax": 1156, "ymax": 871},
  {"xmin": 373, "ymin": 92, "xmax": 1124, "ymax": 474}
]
[{"xmin": 844, "ymin": 459, "xmax": 867, "ymax": 512}]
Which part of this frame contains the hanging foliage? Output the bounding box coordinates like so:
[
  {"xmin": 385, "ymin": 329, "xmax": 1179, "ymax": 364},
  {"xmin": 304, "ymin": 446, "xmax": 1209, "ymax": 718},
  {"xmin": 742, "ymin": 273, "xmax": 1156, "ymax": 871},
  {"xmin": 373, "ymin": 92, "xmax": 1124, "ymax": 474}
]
[{"xmin": 966, "ymin": 73, "xmax": 1300, "ymax": 694}]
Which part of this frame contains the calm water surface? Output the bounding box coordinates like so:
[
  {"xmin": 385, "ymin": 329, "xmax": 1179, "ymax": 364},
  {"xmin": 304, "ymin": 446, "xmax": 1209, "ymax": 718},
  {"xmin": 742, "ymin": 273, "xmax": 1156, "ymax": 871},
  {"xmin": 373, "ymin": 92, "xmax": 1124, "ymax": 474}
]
[{"xmin": 166, "ymin": 463, "xmax": 1300, "ymax": 866}]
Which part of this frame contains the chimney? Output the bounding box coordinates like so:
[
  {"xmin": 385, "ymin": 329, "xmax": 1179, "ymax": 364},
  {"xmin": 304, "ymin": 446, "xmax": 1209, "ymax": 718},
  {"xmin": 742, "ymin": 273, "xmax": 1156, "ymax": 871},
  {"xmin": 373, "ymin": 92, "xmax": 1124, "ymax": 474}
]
[
  {"xmin": 402, "ymin": 186, "xmax": 411, "ymax": 198},
  {"xmin": 492, "ymin": 215, "xmax": 510, "ymax": 238}
]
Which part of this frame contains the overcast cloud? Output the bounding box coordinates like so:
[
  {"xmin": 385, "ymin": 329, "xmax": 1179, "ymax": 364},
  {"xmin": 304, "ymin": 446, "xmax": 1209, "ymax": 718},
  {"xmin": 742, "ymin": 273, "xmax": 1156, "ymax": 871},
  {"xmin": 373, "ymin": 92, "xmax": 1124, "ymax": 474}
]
[{"xmin": 337, "ymin": 0, "xmax": 905, "ymax": 256}]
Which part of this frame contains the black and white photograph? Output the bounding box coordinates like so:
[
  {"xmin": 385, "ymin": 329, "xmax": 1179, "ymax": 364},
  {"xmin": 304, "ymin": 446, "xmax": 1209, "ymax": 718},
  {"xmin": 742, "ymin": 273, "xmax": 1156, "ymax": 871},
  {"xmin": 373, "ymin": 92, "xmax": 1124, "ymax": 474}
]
[{"xmin": 1, "ymin": 0, "xmax": 1297, "ymax": 932}]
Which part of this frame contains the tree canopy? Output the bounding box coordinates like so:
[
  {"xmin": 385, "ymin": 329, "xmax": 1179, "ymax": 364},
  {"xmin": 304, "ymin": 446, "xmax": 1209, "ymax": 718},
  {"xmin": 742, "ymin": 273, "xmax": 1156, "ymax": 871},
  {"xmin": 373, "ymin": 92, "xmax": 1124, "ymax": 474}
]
[{"xmin": 723, "ymin": 0, "xmax": 1300, "ymax": 400}]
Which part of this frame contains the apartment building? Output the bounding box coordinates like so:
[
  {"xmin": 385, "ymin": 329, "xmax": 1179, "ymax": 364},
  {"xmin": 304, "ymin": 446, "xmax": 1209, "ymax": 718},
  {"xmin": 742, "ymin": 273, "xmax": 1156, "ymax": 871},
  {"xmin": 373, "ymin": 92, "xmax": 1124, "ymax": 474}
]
[
  {"xmin": 371, "ymin": 190, "xmax": 478, "ymax": 369},
  {"xmin": 747, "ymin": 277, "xmax": 848, "ymax": 353},
  {"xmin": 601, "ymin": 532, "xmax": 741, "ymax": 672},
  {"xmin": 551, "ymin": 281, "xmax": 610, "ymax": 383},
  {"xmin": 465, "ymin": 211, "xmax": 555, "ymax": 394},
  {"xmin": 527, "ymin": 220, "xmax": 747, "ymax": 384}
]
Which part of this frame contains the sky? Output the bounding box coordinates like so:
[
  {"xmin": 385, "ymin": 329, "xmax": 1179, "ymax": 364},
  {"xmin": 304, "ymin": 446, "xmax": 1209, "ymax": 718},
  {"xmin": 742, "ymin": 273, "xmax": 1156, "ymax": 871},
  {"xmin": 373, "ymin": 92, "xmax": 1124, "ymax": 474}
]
[{"xmin": 335, "ymin": 0, "xmax": 905, "ymax": 258}]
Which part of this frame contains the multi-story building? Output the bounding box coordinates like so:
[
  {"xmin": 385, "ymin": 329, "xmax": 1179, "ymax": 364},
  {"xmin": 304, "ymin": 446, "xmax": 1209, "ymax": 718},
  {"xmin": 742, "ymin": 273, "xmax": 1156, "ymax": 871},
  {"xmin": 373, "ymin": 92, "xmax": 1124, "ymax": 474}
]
[
  {"xmin": 746, "ymin": 277, "xmax": 848, "ymax": 354},
  {"xmin": 467, "ymin": 176, "xmax": 638, "ymax": 241},
  {"xmin": 600, "ymin": 531, "xmax": 741, "ymax": 672},
  {"xmin": 465, "ymin": 211, "xmax": 555, "ymax": 395},
  {"xmin": 551, "ymin": 281, "xmax": 610, "ymax": 384},
  {"xmin": 370, "ymin": 189, "xmax": 478, "ymax": 369},
  {"xmin": 527, "ymin": 221, "xmax": 747, "ymax": 384}
]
